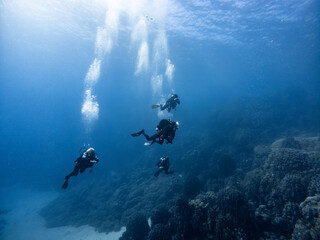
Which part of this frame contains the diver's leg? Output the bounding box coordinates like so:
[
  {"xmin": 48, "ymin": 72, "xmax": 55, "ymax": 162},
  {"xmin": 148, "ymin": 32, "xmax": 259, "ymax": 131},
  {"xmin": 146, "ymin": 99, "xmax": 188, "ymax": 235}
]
[
  {"xmin": 160, "ymin": 104, "xmax": 166, "ymax": 110},
  {"xmin": 165, "ymin": 168, "xmax": 174, "ymax": 175},
  {"xmin": 131, "ymin": 129, "xmax": 145, "ymax": 137},
  {"xmin": 62, "ymin": 168, "xmax": 75, "ymax": 189},
  {"xmin": 64, "ymin": 165, "xmax": 80, "ymax": 182},
  {"xmin": 61, "ymin": 180, "xmax": 68, "ymax": 189},
  {"xmin": 62, "ymin": 175, "xmax": 69, "ymax": 189},
  {"xmin": 142, "ymin": 132, "xmax": 158, "ymax": 141},
  {"xmin": 65, "ymin": 165, "xmax": 80, "ymax": 179},
  {"xmin": 150, "ymin": 139, "xmax": 161, "ymax": 145},
  {"xmin": 71, "ymin": 165, "xmax": 80, "ymax": 176},
  {"xmin": 154, "ymin": 169, "xmax": 162, "ymax": 177},
  {"xmin": 160, "ymin": 139, "xmax": 164, "ymax": 145},
  {"xmin": 62, "ymin": 165, "xmax": 81, "ymax": 189}
]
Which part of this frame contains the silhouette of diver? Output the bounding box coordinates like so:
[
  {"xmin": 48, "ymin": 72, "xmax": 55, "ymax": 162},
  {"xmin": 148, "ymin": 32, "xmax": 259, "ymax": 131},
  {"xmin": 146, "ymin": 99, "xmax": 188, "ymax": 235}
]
[
  {"xmin": 154, "ymin": 156, "xmax": 174, "ymax": 177},
  {"xmin": 131, "ymin": 119, "xmax": 179, "ymax": 145},
  {"xmin": 61, "ymin": 148, "xmax": 99, "ymax": 189},
  {"xmin": 152, "ymin": 94, "xmax": 180, "ymax": 112}
]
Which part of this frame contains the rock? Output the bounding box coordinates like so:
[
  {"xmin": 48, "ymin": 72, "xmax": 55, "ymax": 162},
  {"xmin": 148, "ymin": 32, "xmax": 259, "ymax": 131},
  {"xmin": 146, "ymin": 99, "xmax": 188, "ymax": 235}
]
[
  {"xmin": 255, "ymin": 204, "xmax": 272, "ymax": 223},
  {"xmin": 292, "ymin": 195, "xmax": 320, "ymax": 240},
  {"xmin": 281, "ymin": 137, "xmax": 301, "ymax": 149},
  {"xmin": 147, "ymin": 224, "xmax": 171, "ymax": 240},
  {"xmin": 184, "ymin": 175, "xmax": 201, "ymax": 199},
  {"xmin": 265, "ymin": 148, "xmax": 311, "ymax": 174},
  {"xmin": 150, "ymin": 207, "xmax": 171, "ymax": 227},
  {"xmin": 120, "ymin": 213, "xmax": 150, "ymax": 240},
  {"xmin": 254, "ymin": 145, "xmax": 271, "ymax": 157}
]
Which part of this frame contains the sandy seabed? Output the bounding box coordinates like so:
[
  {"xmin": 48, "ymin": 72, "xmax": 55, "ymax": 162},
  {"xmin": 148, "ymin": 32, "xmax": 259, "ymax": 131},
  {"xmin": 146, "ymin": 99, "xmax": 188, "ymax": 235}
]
[{"xmin": 0, "ymin": 187, "xmax": 125, "ymax": 240}]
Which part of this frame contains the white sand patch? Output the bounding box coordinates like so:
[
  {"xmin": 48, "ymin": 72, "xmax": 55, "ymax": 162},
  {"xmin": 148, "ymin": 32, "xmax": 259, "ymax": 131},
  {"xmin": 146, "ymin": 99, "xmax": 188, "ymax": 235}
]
[{"xmin": 0, "ymin": 188, "xmax": 125, "ymax": 240}]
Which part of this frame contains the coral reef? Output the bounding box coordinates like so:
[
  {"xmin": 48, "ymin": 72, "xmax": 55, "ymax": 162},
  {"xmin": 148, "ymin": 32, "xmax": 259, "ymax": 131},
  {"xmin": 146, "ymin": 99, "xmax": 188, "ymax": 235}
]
[
  {"xmin": 119, "ymin": 213, "xmax": 150, "ymax": 240},
  {"xmin": 242, "ymin": 137, "xmax": 320, "ymax": 239},
  {"xmin": 292, "ymin": 195, "xmax": 320, "ymax": 240},
  {"xmin": 183, "ymin": 175, "xmax": 202, "ymax": 199},
  {"xmin": 41, "ymin": 136, "xmax": 320, "ymax": 239},
  {"xmin": 40, "ymin": 171, "xmax": 183, "ymax": 233},
  {"xmin": 135, "ymin": 136, "xmax": 319, "ymax": 240},
  {"xmin": 147, "ymin": 223, "xmax": 171, "ymax": 240}
]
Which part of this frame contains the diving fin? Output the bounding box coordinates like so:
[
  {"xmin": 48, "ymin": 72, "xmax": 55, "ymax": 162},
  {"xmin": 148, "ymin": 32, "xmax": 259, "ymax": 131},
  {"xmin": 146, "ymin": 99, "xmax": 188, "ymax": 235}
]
[
  {"xmin": 152, "ymin": 104, "xmax": 160, "ymax": 109},
  {"xmin": 61, "ymin": 180, "xmax": 68, "ymax": 189}
]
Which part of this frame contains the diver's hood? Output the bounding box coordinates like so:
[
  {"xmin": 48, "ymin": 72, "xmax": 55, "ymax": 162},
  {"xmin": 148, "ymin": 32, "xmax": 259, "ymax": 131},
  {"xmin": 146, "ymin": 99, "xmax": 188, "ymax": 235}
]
[
  {"xmin": 86, "ymin": 148, "xmax": 95, "ymax": 157},
  {"xmin": 86, "ymin": 148, "xmax": 95, "ymax": 152}
]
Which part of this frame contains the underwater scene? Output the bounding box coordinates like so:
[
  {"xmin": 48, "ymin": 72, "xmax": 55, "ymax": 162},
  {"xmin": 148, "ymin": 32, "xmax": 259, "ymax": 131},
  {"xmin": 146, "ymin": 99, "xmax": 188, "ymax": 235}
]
[{"xmin": 0, "ymin": 0, "xmax": 320, "ymax": 239}]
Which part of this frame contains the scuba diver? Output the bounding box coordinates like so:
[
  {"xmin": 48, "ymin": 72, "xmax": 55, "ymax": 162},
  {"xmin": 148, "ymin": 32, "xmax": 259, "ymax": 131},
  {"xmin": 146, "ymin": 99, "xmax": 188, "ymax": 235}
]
[
  {"xmin": 154, "ymin": 156, "xmax": 174, "ymax": 177},
  {"xmin": 152, "ymin": 94, "xmax": 180, "ymax": 112},
  {"xmin": 131, "ymin": 119, "xmax": 179, "ymax": 146},
  {"xmin": 61, "ymin": 148, "xmax": 99, "ymax": 189}
]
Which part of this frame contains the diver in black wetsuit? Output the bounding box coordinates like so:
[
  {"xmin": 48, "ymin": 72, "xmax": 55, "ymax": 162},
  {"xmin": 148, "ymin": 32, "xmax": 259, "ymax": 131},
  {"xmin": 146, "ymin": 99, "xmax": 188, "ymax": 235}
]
[
  {"xmin": 131, "ymin": 119, "xmax": 179, "ymax": 145},
  {"xmin": 152, "ymin": 94, "xmax": 180, "ymax": 112},
  {"xmin": 154, "ymin": 156, "xmax": 174, "ymax": 177},
  {"xmin": 61, "ymin": 148, "xmax": 99, "ymax": 189}
]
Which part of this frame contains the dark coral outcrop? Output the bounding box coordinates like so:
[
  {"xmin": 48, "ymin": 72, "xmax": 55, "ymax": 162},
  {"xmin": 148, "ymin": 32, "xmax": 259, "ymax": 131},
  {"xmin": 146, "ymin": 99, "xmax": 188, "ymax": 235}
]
[
  {"xmin": 119, "ymin": 213, "xmax": 150, "ymax": 240},
  {"xmin": 292, "ymin": 195, "xmax": 320, "ymax": 240}
]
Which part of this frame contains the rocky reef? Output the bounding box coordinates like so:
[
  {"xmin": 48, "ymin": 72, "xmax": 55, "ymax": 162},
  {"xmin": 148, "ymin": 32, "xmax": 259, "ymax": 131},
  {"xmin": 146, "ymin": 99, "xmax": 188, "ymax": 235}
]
[
  {"xmin": 119, "ymin": 137, "xmax": 320, "ymax": 240},
  {"xmin": 41, "ymin": 136, "xmax": 320, "ymax": 240},
  {"xmin": 292, "ymin": 195, "xmax": 320, "ymax": 240},
  {"xmin": 40, "ymin": 170, "xmax": 184, "ymax": 232}
]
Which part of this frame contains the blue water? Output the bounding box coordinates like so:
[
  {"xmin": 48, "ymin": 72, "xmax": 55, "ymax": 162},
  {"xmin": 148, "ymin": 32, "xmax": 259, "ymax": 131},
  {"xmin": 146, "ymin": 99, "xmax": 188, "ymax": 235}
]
[{"xmin": 0, "ymin": 0, "xmax": 319, "ymax": 239}]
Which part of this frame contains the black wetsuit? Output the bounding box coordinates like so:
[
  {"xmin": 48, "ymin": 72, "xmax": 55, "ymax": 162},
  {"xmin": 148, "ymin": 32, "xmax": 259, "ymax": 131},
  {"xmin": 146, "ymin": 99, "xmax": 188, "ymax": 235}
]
[
  {"xmin": 154, "ymin": 157, "xmax": 174, "ymax": 177},
  {"xmin": 62, "ymin": 151, "xmax": 99, "ymax": 189},
  {"xmin": 160, "ymin": 94, "xmax": 180, "ymax": 112},
  {"xmin": 132, "ymin": 119, "xmax": 177, "ymax": 145}
]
